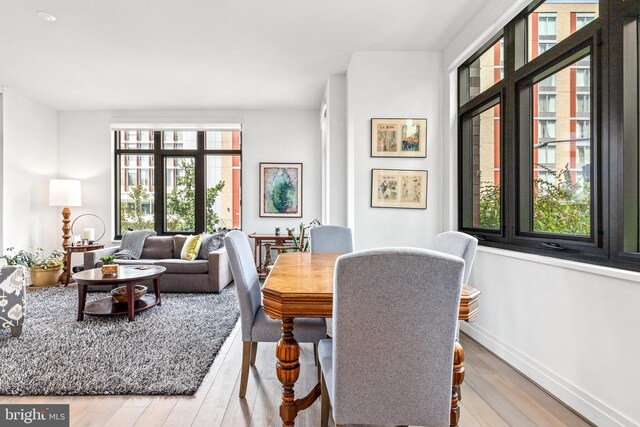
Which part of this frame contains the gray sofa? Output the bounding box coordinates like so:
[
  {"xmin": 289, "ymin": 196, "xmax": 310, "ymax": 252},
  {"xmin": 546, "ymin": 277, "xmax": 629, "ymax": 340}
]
[{"xmin": 84, "ymin": 235, "xmax": 232, "ymax": 293}]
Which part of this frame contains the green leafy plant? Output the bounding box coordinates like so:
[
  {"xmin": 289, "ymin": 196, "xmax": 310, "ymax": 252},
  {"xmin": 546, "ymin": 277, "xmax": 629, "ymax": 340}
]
[
  {"xmin": 532, "ymin": 165, "xmax": 590, "ymax": 235},
  {"xmin": 1, "ymin": 247, "xmax": 65, "ymax": 270},
  {"xmin": 121, "ymin": 185, "xmax": 154, "ymax": 231},
  {"xmin": 478, "ymin": 165, "xmax": 590, "ymax": 235},
  {"xmin": 100, "ymin": 256, "xmax": 116, "ymax": 265},
  {"xmin": 166, "ymin": 160, "xmax": 226, "ymax": 232}
]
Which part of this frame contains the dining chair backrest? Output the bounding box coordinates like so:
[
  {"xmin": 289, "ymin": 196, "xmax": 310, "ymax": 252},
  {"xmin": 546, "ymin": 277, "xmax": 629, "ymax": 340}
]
[
  {"xmin": 432, "ymin": 231, "xmax": 478, "ymax": 283},
  {"xmin": 332, "ymin": 248, "xmax": 464, "ymax": 426},
  {"xmin": 224, "ymin": 230, "xmax": 262, "ymax": 341},
  {"xmin": 309, "ymin": 226, "xmax": 353, "ymax": 253}
]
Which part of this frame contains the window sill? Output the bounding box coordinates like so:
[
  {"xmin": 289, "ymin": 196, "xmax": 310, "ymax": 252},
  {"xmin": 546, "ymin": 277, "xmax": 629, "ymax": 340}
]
[{"xmin": 477, "ymin": 246, "xmax": 640, "ymax": 284}]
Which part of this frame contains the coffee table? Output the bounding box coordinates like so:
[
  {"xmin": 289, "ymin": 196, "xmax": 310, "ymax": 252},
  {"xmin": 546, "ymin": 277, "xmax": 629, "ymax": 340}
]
[{"xmin": 73, "ymin": 265, "xmax": 166, "ymax": 322}]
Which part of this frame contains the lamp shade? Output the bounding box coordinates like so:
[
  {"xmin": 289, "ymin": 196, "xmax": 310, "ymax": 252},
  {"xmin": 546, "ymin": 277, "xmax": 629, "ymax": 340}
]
[{"xmin": 49, "ymin": 179, "xmax": 82, "ymax": 207}]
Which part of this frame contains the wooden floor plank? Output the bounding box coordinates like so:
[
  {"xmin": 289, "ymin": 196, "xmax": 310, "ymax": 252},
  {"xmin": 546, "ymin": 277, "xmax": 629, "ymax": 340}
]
[
  {"xmin": 133, "ymin": 398, "xmax": 179, "ymax": 427},
  {"xmin": 0, "ymin": 324, "xmax": 592, "ymax": 427},
  {"xmin": 461, "ymin": 335, "xmax": 591, "ymax": 427},
  {"xmin": 219, "ymin": 339, "xmax": 270, "ymax": 427},
  {"xmin": 104, "ymin": 405, "xmax": 147, "ymax": 427}
]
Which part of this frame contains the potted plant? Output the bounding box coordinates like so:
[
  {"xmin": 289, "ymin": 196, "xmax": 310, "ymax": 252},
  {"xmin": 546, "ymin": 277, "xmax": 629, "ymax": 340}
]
[
  {"xmin": 0, "ymin": 247, "xmax": 65, "ymax": 287},
  {"xmin": 100, "ymin": 256, "xmax": 118, "ymax": 277}
]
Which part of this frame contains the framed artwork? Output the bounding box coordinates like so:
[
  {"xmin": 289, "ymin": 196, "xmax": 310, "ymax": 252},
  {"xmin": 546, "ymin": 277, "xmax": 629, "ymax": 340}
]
[
  {"xmin": 260, "ymin": 163, "xmax": 303, "ymax": 218},
  {"xmin": 371, "ymin": 169, "xmax": 428, "ymax": 209},
  {"xmin": 371, "ymin": 118, "xmax": 427, "ymax": 157}
]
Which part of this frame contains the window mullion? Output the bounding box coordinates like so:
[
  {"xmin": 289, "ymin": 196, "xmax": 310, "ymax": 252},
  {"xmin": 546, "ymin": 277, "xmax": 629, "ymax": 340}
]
[
  {"xmin": 154, "ymin": 131, "xmax": 164, "ymax": 235},
  {"xmin": 504, "ymin": 18, "xmax": 519, "ymax": 244},
  {"xmin": 195, "ymin": 132, "xmax": 205, "ymax": 233}
]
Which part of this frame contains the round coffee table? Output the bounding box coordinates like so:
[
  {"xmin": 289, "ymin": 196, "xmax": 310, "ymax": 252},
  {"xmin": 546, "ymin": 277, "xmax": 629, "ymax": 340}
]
[{"xmin": 72, "ymin": 265, "xmax": 166, "ymax": 322}]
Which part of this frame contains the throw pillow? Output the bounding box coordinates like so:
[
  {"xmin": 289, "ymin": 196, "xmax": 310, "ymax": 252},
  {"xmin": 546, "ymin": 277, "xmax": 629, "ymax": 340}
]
[
  {"xmin": 197, "ymin": 232, "xmax": 225, "ymax": 259},
  {"xmin": 180, "ymin": 234, "xmax": 202, "ymax": 261}
]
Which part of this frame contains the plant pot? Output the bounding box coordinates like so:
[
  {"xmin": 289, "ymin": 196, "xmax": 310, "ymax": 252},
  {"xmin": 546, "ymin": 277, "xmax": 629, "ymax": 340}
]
[
  {"xmin": 29, "ymin": 266, "xmax": 62, "ymax": 287},
  {"xmin": 101, "ymin": 264, "xmax": 118, "ymax": 277}
]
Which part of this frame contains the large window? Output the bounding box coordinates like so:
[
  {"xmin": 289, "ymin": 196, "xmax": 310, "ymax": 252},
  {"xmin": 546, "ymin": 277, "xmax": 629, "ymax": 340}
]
[
  {"xmin": 114, "ymin": 128, "xmax": 242, "ymax": 237},
  {"xmin": 457, "ymin": 0, "xmax": 624, "ymax": 267}
]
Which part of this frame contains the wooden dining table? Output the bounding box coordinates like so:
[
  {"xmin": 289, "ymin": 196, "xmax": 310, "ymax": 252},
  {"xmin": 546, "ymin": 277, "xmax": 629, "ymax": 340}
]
[{"xmin": 262, "ymin": 252, "xmax": 477, "ymax": 427}]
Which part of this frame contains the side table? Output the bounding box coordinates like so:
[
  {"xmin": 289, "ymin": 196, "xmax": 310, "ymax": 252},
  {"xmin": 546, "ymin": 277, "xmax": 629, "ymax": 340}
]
[
  {"xmin": 248, "ymin": 234, "xmax": 295, "ymax": 278},
  {"xmin": 62, "ymin": 244, "xmax": 105, "ymax": 286}
]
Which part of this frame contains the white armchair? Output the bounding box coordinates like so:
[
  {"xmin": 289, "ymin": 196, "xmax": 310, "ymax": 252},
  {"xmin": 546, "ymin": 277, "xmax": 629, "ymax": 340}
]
[{"xmin": 0, "ymin": 266, "xmax": 26, "ymax": 337}]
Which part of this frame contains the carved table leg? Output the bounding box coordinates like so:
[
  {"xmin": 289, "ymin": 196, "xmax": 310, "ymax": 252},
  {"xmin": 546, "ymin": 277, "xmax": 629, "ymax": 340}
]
[
  {"xmin": 450, "ymin": 341, "xmax": 465, "ymax": 427},
  {"xmin": 264, "ymin": 244, "xmax": 273, "ymax": 271},
  {"xmin": 276, "ymin": 317, "xmax": 300, "ymax": 427}
]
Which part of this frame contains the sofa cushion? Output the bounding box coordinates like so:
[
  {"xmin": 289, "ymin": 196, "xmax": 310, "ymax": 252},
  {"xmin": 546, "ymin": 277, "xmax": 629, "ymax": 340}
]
[
  {"xmin": 181, "ymin": 234, "xmax": 202, "ymax": 261},
  {"xmin": 198, "ymin": 232, "xmax": 225, "ymax": 259},
  {"xmin": 154, "ymin": 259, "xmax": 209, "ymax": 274},
  {"xmin": 141, "ymin": 236, "xmax": 174, "ymax": 259},
  {"xmin": 174, "ymin": 235, "xmax": 188, "ymax": 258}
]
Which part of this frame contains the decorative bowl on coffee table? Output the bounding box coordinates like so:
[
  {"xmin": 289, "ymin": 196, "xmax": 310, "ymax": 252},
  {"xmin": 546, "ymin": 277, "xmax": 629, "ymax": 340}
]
[{"xmin": 110, "ymin": 285, "xmax": 147, "ymax": 303}]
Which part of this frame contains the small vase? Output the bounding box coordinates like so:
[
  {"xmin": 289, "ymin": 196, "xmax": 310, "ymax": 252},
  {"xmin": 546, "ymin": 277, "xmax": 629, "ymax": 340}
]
[{"xmin": 101, "ymin": 264, "xmax": 118, "ymax": 277}]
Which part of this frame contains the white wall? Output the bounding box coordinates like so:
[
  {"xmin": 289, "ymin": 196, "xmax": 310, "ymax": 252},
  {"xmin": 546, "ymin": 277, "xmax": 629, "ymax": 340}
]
[
  {"xmin": 322, "ymin": 75, "xmax": 348, "ymax": 227},
  {"xmin": 346, "ymin": 51, "xmax": 443, "ymax": 250},
  {"xmin": 57, "ymin": 109, "xmax": 322, "ymax": 242},
  {"xmin": 2, "ymin": 88, "xmax": 59, "ymax": 252},
  {"xmin": 444, "ymin": 1, "xmax": 640, "ymax": 425}
]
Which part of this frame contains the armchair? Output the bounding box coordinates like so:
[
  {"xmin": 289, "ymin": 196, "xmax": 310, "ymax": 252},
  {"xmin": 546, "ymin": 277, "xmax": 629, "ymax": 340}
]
[{"xmin": 0, "ymin": 266, "xmax": 26, "ymax": 337}]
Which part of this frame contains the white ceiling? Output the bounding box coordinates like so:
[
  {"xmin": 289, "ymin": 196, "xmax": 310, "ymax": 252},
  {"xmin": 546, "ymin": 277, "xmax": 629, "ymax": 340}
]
[{"xmin": 0, "ymin": 0, "xmax": 489, "ymax": 110}]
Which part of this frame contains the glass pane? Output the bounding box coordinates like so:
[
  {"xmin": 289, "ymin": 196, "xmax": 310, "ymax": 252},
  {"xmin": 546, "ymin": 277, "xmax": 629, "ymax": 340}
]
[
  {"xmin": 162, "ymin": 131, "xmax": 197, "ymax": 150},
  {"xmin": 528, "ymin": 2, "xmax": 598, "ymax": 62},
  {"xmin": 119, "ymin": 154, "xmax": 155, "ymax": 232},
  {"xmin": 468, "ymin": 38, "xmax": 504, "ymax": 102},
  {"xmin": 531, "ymin": 55, "xmax": 591, "ymax": 235},
  {"xmin": 165, "ymin": 157, "xmax": 196, "ymax": 232},
  {"xmin": 206, "ymin": 155, "xmax": 241, "ymax": 231},
  {"xmin": 470, "ymin": 103, "xmax": 501, "ymax": 230},
  {"xmin": 118, "ymin": 130, "xmax": 155, "ymax": 149},
  {"xmin": 205, "ymin": 130, "xmax": 241, "ymax": 150}
]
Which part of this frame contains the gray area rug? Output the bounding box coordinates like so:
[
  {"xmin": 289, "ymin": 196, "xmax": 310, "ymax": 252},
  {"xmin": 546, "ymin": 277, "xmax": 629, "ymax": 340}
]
[{"xmin": 0, "ymin": 286, "xmax": 239, "ymax": 396}]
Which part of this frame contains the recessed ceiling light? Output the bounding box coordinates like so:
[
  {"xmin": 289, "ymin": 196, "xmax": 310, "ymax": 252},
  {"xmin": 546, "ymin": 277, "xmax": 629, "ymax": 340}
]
[{"xmin": 35, "ymin": 11, "xmax": 56, "ymax": 22}]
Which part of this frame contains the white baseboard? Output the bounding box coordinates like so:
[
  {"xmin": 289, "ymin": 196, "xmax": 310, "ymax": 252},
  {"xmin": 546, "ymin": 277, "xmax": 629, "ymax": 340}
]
[{"xmin": 460, "ymin": 323, "xmax": 637, "ymax": 427}]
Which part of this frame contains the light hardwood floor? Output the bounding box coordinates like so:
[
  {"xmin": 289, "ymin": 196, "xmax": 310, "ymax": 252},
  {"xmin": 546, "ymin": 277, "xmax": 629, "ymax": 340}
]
[{"xmin": 1, "ymin": 323, "xmax": 591, "ymax": 427}]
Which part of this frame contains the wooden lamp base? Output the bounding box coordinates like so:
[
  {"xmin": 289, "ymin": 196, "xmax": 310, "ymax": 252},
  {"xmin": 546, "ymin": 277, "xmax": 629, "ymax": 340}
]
[{"xmin": 61, "ymin": 207, "xmax": 72, "ymax": 250}]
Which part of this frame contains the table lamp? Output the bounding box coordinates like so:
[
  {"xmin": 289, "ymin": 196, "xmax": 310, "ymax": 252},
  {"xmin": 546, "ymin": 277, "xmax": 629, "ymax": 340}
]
[{"xmin": 49, "ymin": 179, "xmax": 82, "ymax": 249}]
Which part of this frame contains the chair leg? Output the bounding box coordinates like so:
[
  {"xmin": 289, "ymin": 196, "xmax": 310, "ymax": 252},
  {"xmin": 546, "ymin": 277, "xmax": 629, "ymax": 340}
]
[
  {"xmin": 313, "ymin": 343, "xmax": 319, "ymax": 366},
  {"xmin": 321, "ymin": 371, "xmax": 330, "ymax": 427},
  {"xmin": 239, "ymin": 342, "xmax": 251, "ymax": 398},
  {"xmin": 250, "ymin": 341, "xmax": 258, "ymax": 366},
  {"xmin": 10, "ymin": 325, "xmax": 22, "ymax": 337}
]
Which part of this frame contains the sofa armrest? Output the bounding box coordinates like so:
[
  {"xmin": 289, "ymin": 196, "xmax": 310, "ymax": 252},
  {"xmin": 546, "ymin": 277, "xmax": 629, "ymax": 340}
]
[
  {"xmin": 84, "ymin": 247, "xmax": 120, "ymax": 270},
  {"xmin": 208, "ymin": 247, "xmax": 233, "ymax": 292}
]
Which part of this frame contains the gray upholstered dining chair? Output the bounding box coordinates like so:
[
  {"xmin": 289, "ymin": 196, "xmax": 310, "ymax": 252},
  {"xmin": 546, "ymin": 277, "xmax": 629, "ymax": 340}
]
[
  {"xmin": 309, "ymin": 226, "xmax": 353, "ymax": 253},
  {"xmin": 224, "ymin": 230, "xmax": 327, "ymax": 398},
  {"xmin": 318, "ymin": 248, "xmax": 465, "ymax": 427},
  {"xmin": 432, "ymin": 231, "xmax": 478, "ymax": 284}
]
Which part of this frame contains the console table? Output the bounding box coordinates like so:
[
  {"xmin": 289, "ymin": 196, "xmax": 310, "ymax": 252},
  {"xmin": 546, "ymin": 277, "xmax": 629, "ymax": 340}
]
[{"xmin": 248, "ymin": 233, "xmax": 295, "ymax": 278}]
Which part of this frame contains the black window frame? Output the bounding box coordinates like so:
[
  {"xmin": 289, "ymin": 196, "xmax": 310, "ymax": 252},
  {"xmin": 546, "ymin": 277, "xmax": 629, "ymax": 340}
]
[
  {"xmin": 114, "ymin": 129, "xmax": 242, "ymax": 239},
  {"xmin": 456, "ymin": 0, "xmax": 640, "ymax": 269}
]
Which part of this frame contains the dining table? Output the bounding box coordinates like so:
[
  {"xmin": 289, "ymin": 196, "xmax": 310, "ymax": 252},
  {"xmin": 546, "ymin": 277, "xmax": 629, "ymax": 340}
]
[{"xmin": 262, "ymin": 252, "xmax": 478, "ymax": 427}]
